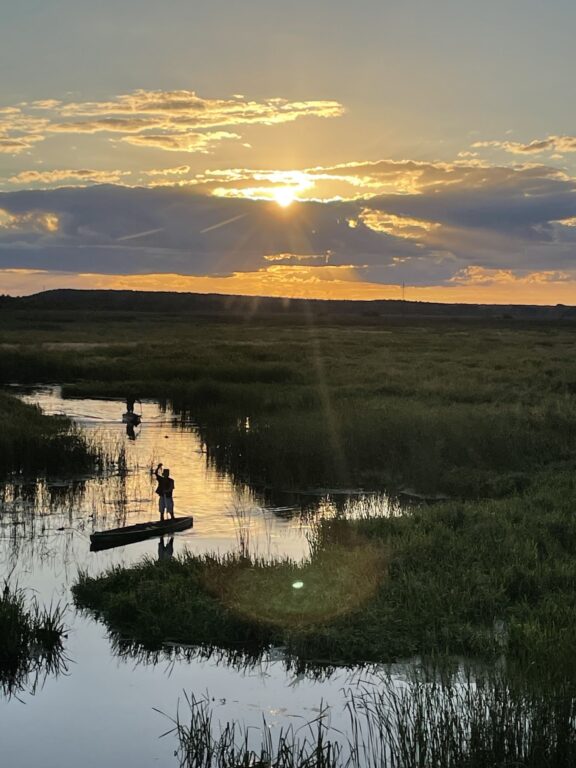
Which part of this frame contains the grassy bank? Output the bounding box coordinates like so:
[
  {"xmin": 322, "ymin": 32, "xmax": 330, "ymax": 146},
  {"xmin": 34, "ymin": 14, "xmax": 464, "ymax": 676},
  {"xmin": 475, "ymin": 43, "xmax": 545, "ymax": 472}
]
[
  {"xmin": 0, "ymin": 584, "xmax": 66, "ymax": 697},
  {"xmin": 73, "ymin": 470, "xmax": 576, "ymax": 672},
  {"xmin": 0, "ymin": 391, "xmax": 115, "ymax": 477},
  {"xmin": 3, "ymin": 314, "xmax": 576, "ymax": 495}
]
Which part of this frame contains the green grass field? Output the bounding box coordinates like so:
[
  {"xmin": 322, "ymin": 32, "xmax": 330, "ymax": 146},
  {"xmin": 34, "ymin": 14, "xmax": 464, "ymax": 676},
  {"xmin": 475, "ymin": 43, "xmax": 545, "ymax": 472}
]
[
  {"xmin": 4, "ymin": 303, "xmax": 576, "ymax": 762},
  {"xmin": 3, "ymin": 305, "xmax": 576, "ymax": 676},
  {"xmin": 2, "ymin": 308, "xmax": 576, "ymax": 496}
]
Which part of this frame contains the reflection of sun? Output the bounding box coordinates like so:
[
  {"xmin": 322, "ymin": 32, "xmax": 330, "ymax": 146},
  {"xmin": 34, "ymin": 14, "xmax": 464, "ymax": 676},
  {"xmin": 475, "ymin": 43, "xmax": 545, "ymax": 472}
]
[{"xmin": 273, "ymin": 187, "xmax": 296, "ymax": 208}]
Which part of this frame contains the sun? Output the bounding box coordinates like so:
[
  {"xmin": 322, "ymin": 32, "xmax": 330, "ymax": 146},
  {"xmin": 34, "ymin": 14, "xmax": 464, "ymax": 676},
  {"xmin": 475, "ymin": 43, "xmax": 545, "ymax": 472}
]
[{"xmin": 273, "ymin": 187, "xmax": 296, "ymax": 208}]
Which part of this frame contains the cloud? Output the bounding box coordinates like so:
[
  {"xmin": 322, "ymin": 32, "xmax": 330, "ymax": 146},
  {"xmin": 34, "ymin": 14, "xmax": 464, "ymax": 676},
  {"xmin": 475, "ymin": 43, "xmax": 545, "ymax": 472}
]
[
  {"xmin": 0, "ymin": 156, "xmax": 576, "ymax": 294},
  {"xmin": 0, "ymin": 109, "xmax": 49, "ymax": 154},
  {"xmin": 49, "ymin": 118, "xmax": 159, "ymax": 134},
  {"xmin": 0, "ymin": 185, "xmax": 417, "ymax": 277},
  {"xmin": 52, "ymin": 90, "xmax": 344, "ymax": 127},
  {"xmin": 0, "ymin": 90, "xmax": 344, "ymax": 154},
  {"xmin": 6, "ymin": 169, "xmax": 131, "ymax": 186},
  {"xmin": 356, "ymin": 210, "xmax": 441, "ymax": 240},
  {"xmin": 143, "ymin": 166, "xmax": 191, "ymax": 177},
  {"xmin": 195, "ymin": 159, "xmax": 570, "ymax": 203},
  {"xmin": 0, "ymin": 137, "xmax": 45, "ymax": 154},
  {"xmin": 120, "ymin": 131, "xmax": 240, "ymax": 153},
  {"xmin": 0, "ymin": 89, "xmax": 344, "ymax": 164},
  {"xmin": 473, "ymin": 136, "xmax": 576, "ymax": 155},
  {"xmin": 450, "ymin": 266, "xmax": 573, "ymax": 286}
]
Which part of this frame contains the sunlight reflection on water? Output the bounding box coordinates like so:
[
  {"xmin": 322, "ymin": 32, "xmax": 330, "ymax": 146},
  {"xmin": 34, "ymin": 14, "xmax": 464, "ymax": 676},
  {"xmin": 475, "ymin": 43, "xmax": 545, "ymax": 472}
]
[{"xmin": 0, "ymin": 387, "xmax": 404, "ymax": 768}]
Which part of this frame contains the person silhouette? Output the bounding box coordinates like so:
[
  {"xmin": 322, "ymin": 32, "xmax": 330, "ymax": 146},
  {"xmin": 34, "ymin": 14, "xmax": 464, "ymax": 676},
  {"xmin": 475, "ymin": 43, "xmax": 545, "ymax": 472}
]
[{"xmin": 154, "ymin": 463, "xmax": 175, "ymax": 520}]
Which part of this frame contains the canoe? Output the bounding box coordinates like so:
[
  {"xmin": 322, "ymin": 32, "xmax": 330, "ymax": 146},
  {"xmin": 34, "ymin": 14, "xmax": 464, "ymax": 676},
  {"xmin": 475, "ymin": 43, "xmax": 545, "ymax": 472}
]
[{"xmin": 90, "ymin": 516, "xmax": 193, "ymax": 551}]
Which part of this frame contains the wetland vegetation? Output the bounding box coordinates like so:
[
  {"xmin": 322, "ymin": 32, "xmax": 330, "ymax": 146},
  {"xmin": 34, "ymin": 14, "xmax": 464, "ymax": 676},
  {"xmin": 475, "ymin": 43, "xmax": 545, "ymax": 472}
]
[
  {"xmin": 0, "ymin": 582, "xmax": 66, "ymax": 698},
  {"xmin": 3, "ymin": 298, "xmax": 576, "ymax": 764},
  {"xmin": 3, "ymin": 305, "xmax": 576, "ymax": 497},
  {"xmin": 0, "ymin": 390, "xmax": 112, "ymax": 477},
  {"xmin": 170, "ymin": 678, "xmax": 576, "ymax": 768},
  {"xmin": 73, "ymin": 470, "xmax": 576, "ymax": 672}
]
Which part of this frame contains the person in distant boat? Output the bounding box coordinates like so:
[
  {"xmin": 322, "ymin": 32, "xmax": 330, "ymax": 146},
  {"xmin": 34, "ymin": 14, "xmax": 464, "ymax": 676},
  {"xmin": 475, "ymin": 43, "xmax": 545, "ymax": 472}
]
[
  {"xmin": 155, "ymin": 463, "xmax": 175, "ymax": 521},
  {"xmin": 126, "ymin": 396, "xmax": 136, "ymax": 413}
]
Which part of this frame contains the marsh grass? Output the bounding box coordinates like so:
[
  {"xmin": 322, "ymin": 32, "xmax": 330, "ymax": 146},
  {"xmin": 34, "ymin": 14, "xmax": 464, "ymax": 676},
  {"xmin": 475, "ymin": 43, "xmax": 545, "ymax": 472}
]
[
  {"xmin": 5, "ymin": 316, "xmax": 576, "ymax": 495},
  {"xmin": 0, "ymin": 391, "xmax": 120, "ymax": 477},
  {"xmin": 168, "ymin": 693, "xmax": 341, "ymax": 768},
  {"xmin": 0, "ymin": 582, "xmax": 67, "ymax": 698},
  {"xmin": 72, "ymin": 470, "xmax": 576, "ymax": 670},
  {"xmin": 72, "ymin": 527, "xmax": 388, "ymax": 662},
  {"xmin": 170, "ymin": 677, "xmax": 576, "ymax": 768}
]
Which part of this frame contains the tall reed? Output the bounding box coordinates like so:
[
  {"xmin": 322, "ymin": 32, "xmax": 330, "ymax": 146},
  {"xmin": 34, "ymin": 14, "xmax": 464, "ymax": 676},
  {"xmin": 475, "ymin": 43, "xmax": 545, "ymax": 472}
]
[
  {"xmin": 170, "ymin": 676, "xmax": 576, "ymax": 768},
  {"xmin": 0, "ymin": 582, "xmax": 67, "ymax": 698}
]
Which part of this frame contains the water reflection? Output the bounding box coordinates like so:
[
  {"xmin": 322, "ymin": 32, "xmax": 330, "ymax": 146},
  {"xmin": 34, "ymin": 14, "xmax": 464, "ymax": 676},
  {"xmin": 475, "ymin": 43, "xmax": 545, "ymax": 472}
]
[
  {"xmin": 0, "ymin": 585, "xmax": 68, "ymax": 700},
  {"xmin": 4, "ymin": 387, "xmax": 401, "ymax": 580},
  {"xmin": 0, "ymin": 387, "xmax": 404, "ymax": 768},
  {"xmin": 157, "ymin": 536, "xmax": 174, "ymax": 562}
]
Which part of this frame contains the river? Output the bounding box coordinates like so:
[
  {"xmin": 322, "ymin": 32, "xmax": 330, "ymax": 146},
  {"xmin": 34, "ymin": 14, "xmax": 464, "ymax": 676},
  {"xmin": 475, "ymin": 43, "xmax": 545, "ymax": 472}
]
[{"xmin": 0, "ymin": 387, "xmax": 403, "ymax": 768}]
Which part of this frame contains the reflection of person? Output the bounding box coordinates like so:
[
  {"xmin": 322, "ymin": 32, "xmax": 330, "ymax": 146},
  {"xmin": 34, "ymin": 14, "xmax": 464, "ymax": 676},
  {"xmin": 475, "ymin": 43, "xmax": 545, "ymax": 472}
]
[
  {"xmin": 158, "ymin": 535, "xmax": 174, "ymax": 562},
  {"xmin": 126, "ymin": 423, "xmax": 136, "ymax": 441},
  {"xmin": 155, "ymin": 463, "xmax": 175, "ymax": 520}
]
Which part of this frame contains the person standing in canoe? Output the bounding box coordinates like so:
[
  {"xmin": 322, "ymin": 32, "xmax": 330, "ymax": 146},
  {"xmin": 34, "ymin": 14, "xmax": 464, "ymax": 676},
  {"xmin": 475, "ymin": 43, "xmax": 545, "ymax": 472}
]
[{"xmin": 155, "ymin": 463, "xmax": 175, "ymax": 521}]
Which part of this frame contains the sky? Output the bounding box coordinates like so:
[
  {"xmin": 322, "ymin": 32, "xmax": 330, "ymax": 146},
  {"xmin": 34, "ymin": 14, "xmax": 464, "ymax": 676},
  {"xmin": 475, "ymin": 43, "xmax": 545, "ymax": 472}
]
[{"xmin": 1, "ymin": 0, "xmax": 576, "ymax": 303}]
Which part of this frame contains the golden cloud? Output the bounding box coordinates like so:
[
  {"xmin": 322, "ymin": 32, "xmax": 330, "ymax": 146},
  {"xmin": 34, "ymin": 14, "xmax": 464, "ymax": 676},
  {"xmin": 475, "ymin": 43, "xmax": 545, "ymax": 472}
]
[
  {"xmin": 195, "ymin": 159, "xmax": 568, "ymax": 203},
  {"xmin": 54, "ymin": 89, "xmax": 344, "ymax": 125},
  {"xmin": 0, "ymin": 89, "xmax": 344, "ymax": 165},
  {"xmin": 0, "ymin": 209, "xmax": 60, "ymax": 233},
  {"xmin": 6, "ymin": 169, "xmax": 131, "ymax": 186},
  {"xmin": 143, "ymin": 165, "xmax": 191, "ymax": 176},
  {"xmin": 359, "ymin": 209, "xmax": 440, "ymax": 239},
  {"xmin": 120, "ymin": 131, "xmax": 240, "ymax": 153},
  {"xmin": 0, "ymin": 109, "xmax": 49, "ymax": 154},
  {"xmin": 473, "ymin": 136, "xmax": 576, "ymax": 155},
  {"xmin": 49, "ymin": 118, "xmax": 158, "ymax": 134},
  {"xmin": 450, "ymin": 266, "xmax": 573, "ymax": 286}
]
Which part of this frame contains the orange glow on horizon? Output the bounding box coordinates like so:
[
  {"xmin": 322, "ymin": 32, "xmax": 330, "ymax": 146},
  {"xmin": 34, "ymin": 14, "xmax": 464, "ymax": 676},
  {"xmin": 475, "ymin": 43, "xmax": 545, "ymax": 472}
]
[{"xmin": 2, "ymin": 266, "xmax": 576, "ymax": 306}]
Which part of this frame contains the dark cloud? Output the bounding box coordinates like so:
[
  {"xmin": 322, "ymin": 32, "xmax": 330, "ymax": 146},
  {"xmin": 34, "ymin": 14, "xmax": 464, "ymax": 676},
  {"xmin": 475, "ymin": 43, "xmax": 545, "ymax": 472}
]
[
  {"xmin": 0, "ymin": 186, "xmax": 418, "ymax": 276},
  {"xmin": 1, "ymin": 164, "xmax": 576, "ymax": 284}
]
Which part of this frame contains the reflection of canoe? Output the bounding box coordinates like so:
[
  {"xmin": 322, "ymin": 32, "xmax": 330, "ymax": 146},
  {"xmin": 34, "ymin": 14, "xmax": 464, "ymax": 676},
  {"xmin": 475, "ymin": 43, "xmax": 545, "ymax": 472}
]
[
  {"xmin": 90, "ymin": 516, "xmax": 193, "ymax": 551},
  {"xmin": 122, "ymin": 412, "xmax": 142, "ymax": 425}
]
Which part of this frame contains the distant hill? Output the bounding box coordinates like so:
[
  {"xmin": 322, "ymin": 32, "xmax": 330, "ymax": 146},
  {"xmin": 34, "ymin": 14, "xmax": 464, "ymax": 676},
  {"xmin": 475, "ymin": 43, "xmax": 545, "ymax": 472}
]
[{"xmin": 1, "ymin": 289, "xmax": 574, "ymax": 322}]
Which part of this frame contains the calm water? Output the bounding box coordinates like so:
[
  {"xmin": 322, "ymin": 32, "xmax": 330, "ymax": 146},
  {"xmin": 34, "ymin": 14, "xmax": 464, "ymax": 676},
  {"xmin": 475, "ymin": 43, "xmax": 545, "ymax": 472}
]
[{"xmin": 0, "ymin": 388, "xmax": 402, "ymax": 768}]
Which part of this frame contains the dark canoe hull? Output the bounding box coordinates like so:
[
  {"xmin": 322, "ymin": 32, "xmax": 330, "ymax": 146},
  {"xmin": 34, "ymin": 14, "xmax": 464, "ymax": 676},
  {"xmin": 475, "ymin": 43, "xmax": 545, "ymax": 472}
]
[{"xmin": 90, "ymin": 516, "xmax": 193, "ymax": 551}]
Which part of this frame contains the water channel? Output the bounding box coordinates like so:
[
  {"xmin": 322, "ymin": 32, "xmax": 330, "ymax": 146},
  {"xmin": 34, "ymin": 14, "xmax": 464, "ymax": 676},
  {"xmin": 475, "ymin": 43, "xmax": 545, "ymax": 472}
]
[{"xmin": 0, "ymin": 388, "xmax": 404, "ymax": 768}]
